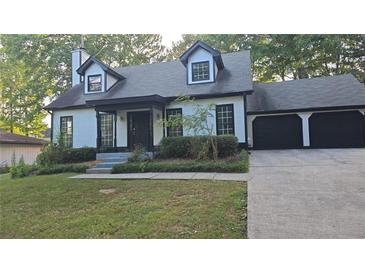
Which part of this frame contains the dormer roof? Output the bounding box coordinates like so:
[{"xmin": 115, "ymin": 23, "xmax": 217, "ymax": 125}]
[
  {"xmin": 76, "ymin": 56, "xmax": 126, "ymax": 80},
  {"xmin": 179, "ymin": 40, "xmax": 224, "ymax": 70}
]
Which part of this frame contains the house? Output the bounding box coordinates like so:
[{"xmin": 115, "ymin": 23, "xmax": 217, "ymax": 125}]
[
  {"xmin": 44, "ymin": 41, "xmax": 365, "ymax": 152},
  {"xmin": 0, "ymin": 129, "xmax": 46, "ymax": 166}
]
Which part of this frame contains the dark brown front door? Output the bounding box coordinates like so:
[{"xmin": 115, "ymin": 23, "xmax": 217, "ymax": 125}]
[{"xmin": 128, "ymin": 111, "xmax": 151, "ymax": 150}]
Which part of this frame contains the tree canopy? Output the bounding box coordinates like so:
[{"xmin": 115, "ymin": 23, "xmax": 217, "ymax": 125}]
[
  {"xmin": 0, "ymin": 34, "xmax": 165, "ymax": 137},
  {"xmin": 167, "ymin": 34, "xmax": 365, "ymax": 83},
  {"xmin": 0, "ymin": 34, "xmax": 363, "ymax": 137}
]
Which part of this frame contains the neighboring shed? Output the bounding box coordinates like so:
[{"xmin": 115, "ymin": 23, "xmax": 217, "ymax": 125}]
[{"xmin": 0, "ymin": 130, "xmax": 46, "ymax": 166}]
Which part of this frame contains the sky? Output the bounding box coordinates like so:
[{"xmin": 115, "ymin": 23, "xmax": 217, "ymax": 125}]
[{"xmin": 161, "ymin": 33, "xmax": 182, "ymax": 47}]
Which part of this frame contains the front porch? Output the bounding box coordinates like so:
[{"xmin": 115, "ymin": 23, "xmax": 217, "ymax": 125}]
[{"xmin": 91, "ymin": 95, "xmax": 167, "ymax": 153}]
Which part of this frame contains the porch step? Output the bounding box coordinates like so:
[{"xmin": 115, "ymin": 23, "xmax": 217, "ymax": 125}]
[
  {"xmin": 95, "ymin": 160, "xmax": 127, "ymax": 169},
  {"xmin": 96, "ymin": 152, "xmax": 131, "ymax": 160},
  {"xmin": 86, "ymin": 168, "xmax": 112, "ymax": 174}
]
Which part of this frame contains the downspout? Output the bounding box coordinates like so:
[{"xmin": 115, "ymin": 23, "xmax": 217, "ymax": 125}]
[
  {"xmin": 150, "ymin": 107, "xmax": 154, "ymax": 154},
  {"xmin": 47, "ymin": 110, "xmax": 53, "ymax": 144},
  {"xmin": 243, "ymin": 96, "xmax": 248, "ymax": 149}
]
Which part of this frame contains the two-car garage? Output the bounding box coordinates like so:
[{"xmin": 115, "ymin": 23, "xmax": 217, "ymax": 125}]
[
  {"xmin": 251, "ymin": 111, "xmax": 365, "ymax": 149},
  {"xmin": 248, "ymin": 74, "xmax": 365, "ymax": 150}
]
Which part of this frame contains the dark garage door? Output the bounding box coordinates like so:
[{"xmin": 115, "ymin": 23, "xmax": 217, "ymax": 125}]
[
  {"xmin": 253, "ymin": 114, "xmax": 303, "ymax": 149},
  {"xmin": 309, "ymin": 111, "xmax": 365, "ymax": 148}
]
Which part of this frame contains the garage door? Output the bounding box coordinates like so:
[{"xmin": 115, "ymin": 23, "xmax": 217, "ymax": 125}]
[
  {"xmin": 253, "ymin": 114, "xmax": 303, "ymax": 149},
  {"xmin": 309, "ymin": 111, "xmax": 365, "ymax": 148}
]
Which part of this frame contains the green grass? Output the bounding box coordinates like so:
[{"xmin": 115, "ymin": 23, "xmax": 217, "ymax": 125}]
[{"xmin": 0, "ymin": 173, "xmax": 247, "ymax": 239}]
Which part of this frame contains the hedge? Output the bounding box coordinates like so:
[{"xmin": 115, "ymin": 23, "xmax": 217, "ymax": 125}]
[
  {"xmin": 10, "ymin": 163, "xmax": 89, "ymax": 178},
  {"xmin": 112, "ymin": 151, "xmax": 249, "ymax": 173},
  {"xmin": 157, "ymin": 135, "xmax": 239, "ymax": 159},
  {"xmin": 37, "ymin": 146, "xmax": 96, "ymax": 166}
]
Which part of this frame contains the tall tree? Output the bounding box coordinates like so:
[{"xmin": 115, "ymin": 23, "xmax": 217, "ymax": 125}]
[
  {"xmin": 0, "ymin": 34, "xmax": 166, "ymax": 137},
  {"xmin": 167, "ymin": 34, "xmax": 365, "ymax": 83}
]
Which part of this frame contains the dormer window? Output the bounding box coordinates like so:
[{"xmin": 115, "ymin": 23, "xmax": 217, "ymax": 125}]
[
  {"xmin": 192, "ymin": 61, "xmax": 210, "ymax": 82},
  {"xmin": 88, "ymin": 74, "xmax": 102, "ymax": 92}
]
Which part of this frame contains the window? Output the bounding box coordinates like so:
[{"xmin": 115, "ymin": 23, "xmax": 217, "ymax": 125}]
[
  {"xmin": 60, "ymin": 116, "xmax": 73, "ymax": 147},
  {"xmin": 100, "ymin": 113, "xmax": 114, "ymax": 147},
  {"xmin": 88, "ymin": 74, "xmax": 102, "ymax": 92},
  {"xmin": 166, "ymin": 108, "xmax": 183, "ymax": 137},
  {"xmin": 192, "ymin": 61, "xmax": 210, "ymax": 82},
  {"xmin": 216, "ymin": 104, "xmax": 234, "ymax": 135}
]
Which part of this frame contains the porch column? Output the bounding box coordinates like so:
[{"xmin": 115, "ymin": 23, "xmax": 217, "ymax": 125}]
[
  {"xmin": 298, "ymin": 113, "xmax": 312, "ymax": 147},
  {"xmin": 162, "ymin": 106, "xmax": 166, "ymax": 138},
  {"xmin": 149, "ymin": 107, "xmax": 154, "ymax": 151},
  {"xmin": 246, "ymin": 115, "xmax": 256, "ymax": 148},
  {"xmin": 96, "ymin": 111, "xmax": 101, "ymax": 149},
  {"xmin": 114, "ymin": 111, "xmax": 117, "ymax": 148}
]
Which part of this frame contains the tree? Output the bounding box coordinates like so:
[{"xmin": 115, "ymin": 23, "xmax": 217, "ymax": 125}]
[
  {"xmin": 0, "ymin": 34, "xmax": 167, "ymax": 137},
  {"xmin": 167, "ymin": 34, "xmax": 365, "ymax": 83}
]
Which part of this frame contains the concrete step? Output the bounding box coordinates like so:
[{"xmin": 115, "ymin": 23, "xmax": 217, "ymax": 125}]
[
  {"xmin": 96, "ymin": 152, "xmax": 131, "ymax": 160},
  {"xmin": 86, "ymin": 168, "xmax": 112, "ymax": 174},
  {"xmin": 100, "ymin": 157, "xmax": 129, "ymax": 163},
  {"xmin": 96, "ymin": 161, "xmax": 127, "ymax": 168}
]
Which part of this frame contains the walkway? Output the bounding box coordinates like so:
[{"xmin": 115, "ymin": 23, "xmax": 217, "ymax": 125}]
[{"xmin": 70, "ymin": 172, "xmax": 249, "ymax": 182}]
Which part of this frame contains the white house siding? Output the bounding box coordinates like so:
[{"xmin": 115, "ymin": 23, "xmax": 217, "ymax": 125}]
[
  {"xmin": 247, "ymin": 108, "xmax": 365, "ymax": 148},
  {"xmin": 115, "ymin": 108, "xmax": 163, "ymax": 147},
  {"xmin": 0, "ymin": 143, "xmax": 43, "ymax": 165},
  {"xmin": 167, "ymin": 96, "xmax": 246, "ymax": 144},
  {"xmin": 106, "ymin": 73, "xmax": 118, "ymax": 90},
  {"xmin": 187, "ymin": 47, "xmax": 215, "ymax": 84},
  {"xmin": 53, "ymin": 108, "xmax": 97, "ymax": 148}
]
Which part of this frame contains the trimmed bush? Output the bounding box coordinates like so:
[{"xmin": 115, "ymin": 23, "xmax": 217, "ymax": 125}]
[
  {"xmin": 112, "ymin": 151, "xmax": 249, "ymax": 174},
  {"xmin": 158, "ymin": 135, "xmax": 239, "ymax": 159},
  {"xmin": 10, "ymin": 163, "xmax": 90, "ymax": 178},
  {"xmin": 35, "ymin": 163, "xmax": 89, "ymax": 175},
  {"xmin": 37, "ymin": 145, "xmax": 96, "ymax": 166}
]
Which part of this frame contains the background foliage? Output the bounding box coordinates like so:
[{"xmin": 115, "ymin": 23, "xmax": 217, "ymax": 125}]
[{"xmin": 0, "ymin": 34, "xmax": 364, "ymax": 137}]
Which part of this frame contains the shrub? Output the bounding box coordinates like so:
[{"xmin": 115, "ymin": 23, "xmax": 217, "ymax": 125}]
[
  {"xmin": 35, "ymin": 163, "xmax": 89, "ymax": 175},
  {"xmin": 10, "ymin": 156, "xmax": 38, "ymax": 178},
  {"xmin": 112, "ymin": 153, "xmax": 249, "ymax": 174},
  {"xmin": 37, "ymin": 145, "xmax": 96, "ymax": 166},
  {"xmin": 0, "ymin": 165, "xmax": 10, "ymax": 174},
  {"xmin": 128, "ymin": 145, "xmax": 150, "ymax": 162},
  {"xmin": 158, "ymin": 135, "xmax": 238, "ymax": 160}
]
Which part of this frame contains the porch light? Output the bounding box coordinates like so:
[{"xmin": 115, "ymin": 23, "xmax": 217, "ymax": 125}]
[{"xmin": 120, "ymin": 115, "xmax": 124, "ymax": 121}]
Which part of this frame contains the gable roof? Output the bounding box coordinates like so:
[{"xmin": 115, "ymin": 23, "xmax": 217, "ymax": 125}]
[
  {"xmin": 45, "ymin": 50, "xmax": 253, "ymax": 110},
  {"xmin": 180, "ymin": 40, "xmax": 224, "ymax": 70},
  {"xmin": 76, "ymin": 56, "xmax": 125, "ymax": 80},
  {"xmin": 247, "ymin": 74, "xmax": 365, "ymax": 114},
  {"xmin": 0, "ymin": 131, "xmax": 46, "ymax": 145}
]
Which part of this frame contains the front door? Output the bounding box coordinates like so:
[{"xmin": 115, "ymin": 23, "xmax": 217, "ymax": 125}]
[{"xmin": 128, "ymin": 111, "xmax": 151, "ymax": 150}]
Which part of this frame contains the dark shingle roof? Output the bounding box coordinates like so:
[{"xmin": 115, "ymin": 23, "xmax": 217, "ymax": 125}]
[
  {"xmin": 0, "ymin": 131, "xmax": 46, "ymax": 145},
  {"xmin": 247, "ymin": 74, "xmax": 365, "ymax": 113},
  {"xmin": 45, "ymin": 50, "xmax": 252, "ymax": 110}
]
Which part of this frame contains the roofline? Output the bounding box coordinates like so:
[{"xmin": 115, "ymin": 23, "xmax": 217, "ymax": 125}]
[
  {"xmin": 76, "ymin": 56, "xmax": 125, "ymax": 80},
  {"xmin": 247, "ymin": 105, "xmax": 365, "ymax": 115},
  {"xmin": 43, "ymin": 104, "xmax": 91, "ymax": 111},
  {"xmin": 166, "ymin": 90, "xmax": 254, "ymax": 101},
  {"xmin": 179, "ymin": 40, "xmax": 224, "ymax": 70},
  {"xmin": 0, "ymin": 140, "xmax": 45, "ymax": 145},
  {"xmin": 85, "ymin": 94, "xmax": 168, "ymax": 107}
]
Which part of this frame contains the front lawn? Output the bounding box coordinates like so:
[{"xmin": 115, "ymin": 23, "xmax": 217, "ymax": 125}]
[{"xmin": 0, "ymin": 173, "xmax": 247, "ymax": 238}]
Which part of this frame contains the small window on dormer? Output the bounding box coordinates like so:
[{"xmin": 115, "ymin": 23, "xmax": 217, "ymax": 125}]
[
  {"xmin": 192, "ymin": 61, "xmax": 210, "ymax": 82},
  {"xmin": 88, "ymin": 74, "xmax": 102, "ymax": 92}
]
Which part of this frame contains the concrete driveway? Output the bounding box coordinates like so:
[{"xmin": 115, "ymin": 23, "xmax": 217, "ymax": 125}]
[{"xmin": 248, "ymin": 149, "xmax": 365, "ymax": 238}]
